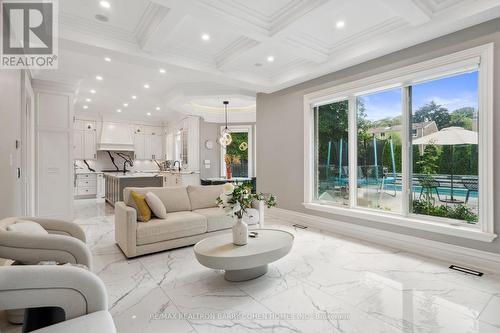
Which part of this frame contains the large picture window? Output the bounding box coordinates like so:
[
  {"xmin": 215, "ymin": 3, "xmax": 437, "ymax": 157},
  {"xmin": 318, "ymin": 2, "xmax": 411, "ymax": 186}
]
[{"xmin": 304, "ymin": 44, "xmax": 494, "ymax": 241}]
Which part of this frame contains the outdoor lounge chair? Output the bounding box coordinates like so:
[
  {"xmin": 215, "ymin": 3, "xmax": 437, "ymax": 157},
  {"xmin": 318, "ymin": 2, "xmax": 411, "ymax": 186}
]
[{"xmin": 461, "ymin": 177, "xmax": 478, "ymax": 204}]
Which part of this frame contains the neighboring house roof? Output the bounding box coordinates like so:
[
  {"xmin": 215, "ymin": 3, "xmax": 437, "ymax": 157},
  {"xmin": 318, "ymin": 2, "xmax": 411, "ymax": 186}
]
[{"xmin": 368, "ymin": 121, "xmax": 437, "ymax": 134}]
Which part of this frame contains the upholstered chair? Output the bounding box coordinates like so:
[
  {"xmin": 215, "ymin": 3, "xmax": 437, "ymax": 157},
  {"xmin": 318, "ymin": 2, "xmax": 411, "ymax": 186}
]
[
  {"xmin": 0, "ymin": 265, "xmax": 116, "ymax": 333},
  {"xmin": 0, "ymin": 217, "xmax": 92, "ymax": 324},
  {"xmin": 0, "ymin": 217, "xmax": 92, "ymax": 268}
]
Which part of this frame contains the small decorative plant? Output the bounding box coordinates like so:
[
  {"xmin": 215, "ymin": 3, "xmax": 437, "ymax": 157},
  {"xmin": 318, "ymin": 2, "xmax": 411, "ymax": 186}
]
[
  {"xmin": 217, "ymin": 182, "xmax": 276, "ymax": 245},
  {"xmin": 217, "ymin": 182, "xmax": 276, "ymax": 219}
]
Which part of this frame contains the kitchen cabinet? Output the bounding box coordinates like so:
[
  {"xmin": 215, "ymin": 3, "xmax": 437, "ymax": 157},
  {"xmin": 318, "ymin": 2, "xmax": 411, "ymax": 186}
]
[
  {"xmin": 133, "ymin": 133, "xmax": 146, "ymax": 160},
  {"xmin": 134, "ymin": 132, "xmax": 163, "ymax": 160},
  {"xmin": 162, "ymin": 172, "xmax": 200, "ymax": 186},
  {"xmin": 83, "ymin": 130, "xmax": 97, "ymax": 160},
  {"xmin": 75, "ymin": 173, "xmax": 99, "ymax": 198},
  {"xmin": 166, "ymin": 116, "xmax": 199, "ymax": 171},
  {"xmin": 74, "ymin": 119, "xmax": 97, "ymax": 160}
]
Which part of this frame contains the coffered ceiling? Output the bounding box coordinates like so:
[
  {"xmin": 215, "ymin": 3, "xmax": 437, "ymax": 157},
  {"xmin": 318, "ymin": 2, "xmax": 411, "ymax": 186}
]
[{"xmin": 32, "ymin": 0, "xmax": 500, "ymax": 122}]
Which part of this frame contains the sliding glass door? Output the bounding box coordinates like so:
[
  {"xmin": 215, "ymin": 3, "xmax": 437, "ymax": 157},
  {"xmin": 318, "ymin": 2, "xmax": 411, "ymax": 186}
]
[{"xmin": 314, "ymin": 100, "xmax": 349, "ymax": 206}]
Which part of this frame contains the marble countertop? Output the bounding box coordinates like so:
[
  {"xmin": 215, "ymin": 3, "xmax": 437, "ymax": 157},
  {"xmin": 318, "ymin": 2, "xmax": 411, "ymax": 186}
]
[
  {"xmin": 75, "ymin": 170, "xmax": 103, "ymax": 174},
  {"xmin": 103, "ymin": 172, "xmax": 163, "ymax": 179}
]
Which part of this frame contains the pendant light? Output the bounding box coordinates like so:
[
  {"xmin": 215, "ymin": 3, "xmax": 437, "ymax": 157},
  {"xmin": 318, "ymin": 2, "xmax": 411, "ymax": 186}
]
[{"xmin": 218, "ymin": 101, "xmax": 232, "ymax": 147}]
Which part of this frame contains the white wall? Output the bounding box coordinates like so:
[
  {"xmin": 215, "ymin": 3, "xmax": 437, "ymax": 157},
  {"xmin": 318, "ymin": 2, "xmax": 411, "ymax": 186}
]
[{"xmin": 0, "ymin": 70, "xmax": 22, "ymax": 219}]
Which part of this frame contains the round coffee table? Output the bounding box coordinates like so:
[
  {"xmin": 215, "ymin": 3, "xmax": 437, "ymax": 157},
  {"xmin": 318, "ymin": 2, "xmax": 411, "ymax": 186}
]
[{"xmin": 194, "ymin": 229, "xmax": 294, "ymax": 282}]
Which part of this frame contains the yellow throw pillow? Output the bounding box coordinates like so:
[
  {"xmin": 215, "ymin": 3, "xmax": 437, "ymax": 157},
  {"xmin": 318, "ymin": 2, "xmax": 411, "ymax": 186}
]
[{"xmin": 131, "ymin": 191, "xmax": 152, "ymax": 222}]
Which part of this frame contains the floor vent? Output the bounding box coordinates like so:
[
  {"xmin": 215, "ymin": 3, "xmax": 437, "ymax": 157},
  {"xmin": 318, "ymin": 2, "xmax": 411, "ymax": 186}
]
[
  {"xmin": 449, "ymin": 265, "xmax": 483, "ymax": 276},
  {"xmin": 292, "ymin": 224, "xmax": 308, "ymax": 229}
]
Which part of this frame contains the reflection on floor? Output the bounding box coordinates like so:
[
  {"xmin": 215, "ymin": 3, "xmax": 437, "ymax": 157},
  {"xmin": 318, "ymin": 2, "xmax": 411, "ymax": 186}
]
[{"xmin": 2, "ymin": 198, "xmax": 500, "ymax": 332}]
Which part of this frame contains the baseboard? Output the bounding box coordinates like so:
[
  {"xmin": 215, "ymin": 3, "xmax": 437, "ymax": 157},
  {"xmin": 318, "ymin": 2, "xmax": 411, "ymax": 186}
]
[{"xmin": 267, "ymin": 208, "xmax": 500, "ymax": 274}]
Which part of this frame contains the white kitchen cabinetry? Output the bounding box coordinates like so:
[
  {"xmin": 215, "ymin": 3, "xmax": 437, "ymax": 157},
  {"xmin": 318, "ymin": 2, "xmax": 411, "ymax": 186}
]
[
  {"xmin": 97, "ymin": 173, "xmax": 105, "ymax": 198},
  {"xmin": 133, "ymin": 126, "xmax": 163, "ymax": 160},
  {"xmin": 133, "ymin": 133, "xmax": 146, "ymax": 160},
  {"xmin": 163, "ymin": 173, "xmax": 200, "ymax": 186},
  {"xmin": 75, "ymin": 173, "xmax": 98, "ymax": 198},
  {"xmin": 166, "ymin": 116, "xmax": 199, "ymax": 170},
  {"xmin": 73, "ymin": 120, "xmax": 97, "ymax": 160}
]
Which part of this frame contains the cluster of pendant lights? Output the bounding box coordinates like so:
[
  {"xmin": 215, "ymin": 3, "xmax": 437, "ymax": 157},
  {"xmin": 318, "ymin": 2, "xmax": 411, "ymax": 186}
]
[{"xmin": 218, "ymin": 101, "xmax": 232, "ymax": 147}]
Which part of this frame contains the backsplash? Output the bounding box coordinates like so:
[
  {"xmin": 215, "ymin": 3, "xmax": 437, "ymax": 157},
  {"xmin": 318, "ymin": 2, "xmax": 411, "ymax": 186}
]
[{"xmin": 75, "ymin": 151, "xmax": 161, "ymax": 173}]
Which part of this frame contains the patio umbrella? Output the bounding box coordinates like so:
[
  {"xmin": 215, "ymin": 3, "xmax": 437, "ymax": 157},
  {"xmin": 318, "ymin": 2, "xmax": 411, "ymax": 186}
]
[{"xmin": 412, "ymin": 126, "xmax": 478, "ymax": 202}]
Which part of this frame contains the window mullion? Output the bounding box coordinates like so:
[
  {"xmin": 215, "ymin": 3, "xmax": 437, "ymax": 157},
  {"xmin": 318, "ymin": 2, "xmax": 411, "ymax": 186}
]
[
  {"xmin": 401, "ymin": 86, "xmax": 411, "ymax": 217},
  {"xmin": 348, "ymin": 95, "xmax": 357, "ymax": 208}
]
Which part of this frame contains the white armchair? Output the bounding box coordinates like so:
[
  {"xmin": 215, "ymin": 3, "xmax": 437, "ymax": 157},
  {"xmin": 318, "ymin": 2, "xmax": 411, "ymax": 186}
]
[
  {"xmin": 0, "ymin": 217, "xmax": 92, "ymax": 268},
  {"xmin": 0, "ymin": 265, "xmax": 116, "ymax": 333}
]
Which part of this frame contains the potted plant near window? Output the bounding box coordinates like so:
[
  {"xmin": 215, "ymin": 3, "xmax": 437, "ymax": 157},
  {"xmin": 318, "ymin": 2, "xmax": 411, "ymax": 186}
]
[
  {"xmin": 224, "ymin": 154, "xmax": 241, "ymax": 179},
  {"xmin": 217, "ymin": 182, "xmax": 276, "ymax": 245}
]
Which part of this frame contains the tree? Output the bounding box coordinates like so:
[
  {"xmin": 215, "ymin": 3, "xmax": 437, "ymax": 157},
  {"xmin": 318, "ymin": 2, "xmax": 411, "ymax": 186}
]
[
  {"xmin": 413, "ymin": 101, "xmax": 451, "ymax": 130},
  {"xmin": 450, "ymin": 107, "xmax": 476, "ymax": 130},
  {"xmin": 316, "ymin": 100, "xmax": 349, "ymax": 171}
]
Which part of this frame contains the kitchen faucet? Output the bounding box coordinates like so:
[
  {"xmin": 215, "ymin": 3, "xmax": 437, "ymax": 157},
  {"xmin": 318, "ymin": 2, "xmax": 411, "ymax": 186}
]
[
  {"xmin": 173, "ymin": 160, "xmax": 181, "ymax": 172},
  {"xmin": 123, "ymin": 159, "xmax": 133, "ymax": 174},
  {"xmin": 116, "ymin": 152, "xmax": 134, "ymax": 174}
]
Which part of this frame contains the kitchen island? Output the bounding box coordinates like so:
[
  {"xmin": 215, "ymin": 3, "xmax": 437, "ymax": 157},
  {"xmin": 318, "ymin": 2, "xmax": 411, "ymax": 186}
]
[{"xmin": 104, "ymin": 172, "xmax": 163, "ymax": 206}]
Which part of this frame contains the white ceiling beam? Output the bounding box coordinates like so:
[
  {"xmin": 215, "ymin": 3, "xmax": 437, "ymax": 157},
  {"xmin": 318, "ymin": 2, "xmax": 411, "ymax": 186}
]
[
  {"xmin": 134, "ymin": 2, "xmax": 171, "ymax": 50},
  {"xmin": 379, "ymin": 0, "xmax": 431, "ymax": 26}
]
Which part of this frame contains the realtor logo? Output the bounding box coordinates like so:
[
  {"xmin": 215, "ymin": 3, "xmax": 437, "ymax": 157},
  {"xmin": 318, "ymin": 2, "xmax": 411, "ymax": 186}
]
[{"xmin": 1, "ymin": 0, "xmax": 58, "ymax": 69}]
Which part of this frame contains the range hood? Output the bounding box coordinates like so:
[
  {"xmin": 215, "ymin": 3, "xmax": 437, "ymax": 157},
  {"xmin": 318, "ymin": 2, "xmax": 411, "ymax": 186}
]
[{"xmin": 98, "ymin": 122, "xmax": 134, "ymax": 151}]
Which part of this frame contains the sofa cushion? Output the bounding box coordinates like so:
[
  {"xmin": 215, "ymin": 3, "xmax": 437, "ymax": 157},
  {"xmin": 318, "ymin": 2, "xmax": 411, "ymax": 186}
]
[
  {"xmin": 145, "ymin": 192, "xmax": 167, "ymax": 219},
  {"xmin": 187, "ymin": 185, "xmax": 224, "ymax": 210},
  {"xmin": 136, "ymin": 211, "xmax": 207, "ymax": 246},
  {"xmin": 131, "ymin": 191, "xmax": 152, "ymax": 222},
  {"xmin": 193, "ymin": 207, "xmax": 234, "ymax": 232},
  {"xmin": 124, "ymin": 186, "xmax": 191, "ymax": 216}
]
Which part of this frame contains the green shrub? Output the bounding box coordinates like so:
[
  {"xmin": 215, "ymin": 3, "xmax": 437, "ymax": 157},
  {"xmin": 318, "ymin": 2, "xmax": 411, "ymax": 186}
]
[{"xmin": 412, "ymin": 200, "xmax": 478, "ymax": 223}]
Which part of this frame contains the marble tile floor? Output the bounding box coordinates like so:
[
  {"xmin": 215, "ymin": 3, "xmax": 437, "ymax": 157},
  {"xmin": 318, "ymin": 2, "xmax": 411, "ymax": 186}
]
[{"xmin": 2, "ymin": 198, "xmax": 500, "ymax": 333}]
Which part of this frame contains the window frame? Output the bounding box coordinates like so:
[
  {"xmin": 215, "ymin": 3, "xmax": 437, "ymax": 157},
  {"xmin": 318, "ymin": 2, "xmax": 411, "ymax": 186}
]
[
  {"xmin": 303, "ymin": 44, "xmax": 495, "ymax": 242},
  {"xmin": 220, "ymin": 125, "xmax": 254, "ymax": 178}
]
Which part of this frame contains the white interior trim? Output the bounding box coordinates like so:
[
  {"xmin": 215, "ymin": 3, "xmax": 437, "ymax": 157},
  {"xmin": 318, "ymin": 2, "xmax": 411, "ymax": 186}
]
[
  {"xmin": 303, "ymin": 43, "xmax": 495, "ymax": 240},
  {"xmin": 268, "ymin": 208, "xmax": 500, "ymax": 274}
]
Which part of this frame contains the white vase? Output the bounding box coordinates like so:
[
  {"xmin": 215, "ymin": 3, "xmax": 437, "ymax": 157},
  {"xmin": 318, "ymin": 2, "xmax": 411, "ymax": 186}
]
[{"xmin": 232, "ymin": 217, "xmax": 248, "ymax": 246}]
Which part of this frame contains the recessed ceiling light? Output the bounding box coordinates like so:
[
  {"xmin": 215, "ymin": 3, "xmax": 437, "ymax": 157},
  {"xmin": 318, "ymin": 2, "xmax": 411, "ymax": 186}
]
[
  {"xmin": 267, "ymin": 55, "xmax": 275, "ymax": 62},
  {"xmin": 99, "ymin": 1, "xmax": 111, "ymax": 9},
  {"xmin": 159, "ymin": 68, "xmax": 166, "ymax": 74},
  {"xmin": 116, "ymin": 109, "xmax": 122, "ymax": 113},
  {"xmin": 123, "ymin": 103, "xmax": 128, "ymax": 107},
  {"xmin": 201, "ymin": 33, "xmax": 210, "ymax": 41},
  {"xmin": 131, "ymin": 95, "xmax": 137, "ymax": 99},
  {"xmin": 146, "ymin": 112, "xmax": 151, "ymax": 116},
  {"xmin": 90, "ymin": 89, "xmax": 96, "ymax": 94},
  {"xmin": 143, "ymin": 84, "xmax": 150, "ymax": 89},
  {"xmin": 156, "ymin": 106, "xmax": 160, "ymax": 111},
  {"xmin": 83, "ymin": 105, "xmax": 88, "ymax": 109},
  {"xmin": 104, "ymin": 57, "xmax": 111, "ymax": 62},
  {"xmin": 96, "ymin": 75, "xmax": 103, "ymax": 81},
  {"xmin": 85, "ymin": 98, "xmax": 92, "ymax": 102},
  {"xmin": 336, "ymin": 21, "xmax": 345, "ymax": 29}
]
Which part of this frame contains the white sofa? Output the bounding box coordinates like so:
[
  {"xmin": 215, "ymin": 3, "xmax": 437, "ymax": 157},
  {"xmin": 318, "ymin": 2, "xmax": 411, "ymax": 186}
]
[{"xmin": 114, "ymin": 185, "xmax": 263, "ymax": 258}]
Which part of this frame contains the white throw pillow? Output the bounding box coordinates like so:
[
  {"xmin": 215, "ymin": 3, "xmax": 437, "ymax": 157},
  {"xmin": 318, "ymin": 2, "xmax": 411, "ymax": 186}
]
[
  {"xmin": 145, "ymin": 192, "xmax": 168, "ymax": 219},
  {"xmin": 7, "ymin": 220, "xmax": 48, "ymax": 234}
]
